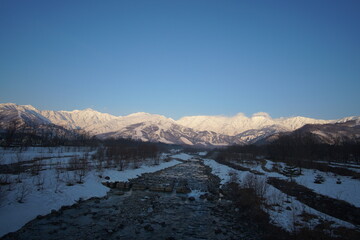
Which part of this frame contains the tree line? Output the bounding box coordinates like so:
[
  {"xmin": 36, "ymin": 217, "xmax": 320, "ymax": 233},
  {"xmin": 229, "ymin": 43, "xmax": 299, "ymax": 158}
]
[
  {"xmin": 0, "ymin": 119, "xmax": 98, "ymax": 147},
  {"xmin": 216, "ymin": 132, "xmax": 360, "ymax": 164}
]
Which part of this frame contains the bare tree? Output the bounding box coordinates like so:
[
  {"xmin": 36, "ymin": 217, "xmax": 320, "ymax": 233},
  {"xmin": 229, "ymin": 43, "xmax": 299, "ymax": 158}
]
[
  {"xmin": 73, "ymin": 156, "xmax": 89, "ymax": 184},
  {"xmin": 228, "ymin": 169, "xmax": 239, "ymax": 183},
  {"xmin": 241, "ymin": 173, "xmax": 268, "ymax": 200},
  {"xmin": 68, "ymin": 156, "xmax": 80, "ymax": 171},
  {"xmin": 152, "ymin": 150, "xmax": 160, "ymax": 165},
  {"xmin": 5, "ymin": 119, "xmax": 21, "ymax": 147},
  {"xmin": 0, "ymin": 152, "xmax": 4, "ymax": 165},
  {"xmin": 4, "ymin": 175, "xmax": 13, "ymax": 191},
  {"xmin": 115, "ymin": 156, "xmax": 126, "ymax": 171},
  {"xmin": 0, "ymin": 174, "xmax": 11, "ymax": 205},
  {"xmin": 16, "ymin": 182, "xmax": 30, "ymax": 203},
  {"xmin": 0, "ymin": 185, "xmax": 6, "ymax": 205},
  {"xmin": 94, "ymin": 147, "xmax": 105, "ymax": 171},
  {"xmin": 64, "ymin": 170, "xmax": 75, "ymax": 186},
  {"xmin": 15, "ymin": 172, "xmax": 25, "ymax": 184},
  {"xmin": 54, "ymin": 161, "xmax": 63, "ymax": 193},
  {"xmin": 15, "ymin": 152, "xmax": 23, "ymax": 164},
  {"xmin": 31, "ymin": 159, "xmax": 42, "ymax": 176},
  {"xmin": 132, "ymin": 157, "xmax": 140, "ymax": 169},
  {"xmin": 105, "ymin": 154, "xmax": 113, "ymax": 168},
  {"xmin": 0, "ymin": 174, "xmax": 10, "ymax": 186},
  {"xmin": 34, "ymin": 172, "xmax": 45, "ymax": 191}
]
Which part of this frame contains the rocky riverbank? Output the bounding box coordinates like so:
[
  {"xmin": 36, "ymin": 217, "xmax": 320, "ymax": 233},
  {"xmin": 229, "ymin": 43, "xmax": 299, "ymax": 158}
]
[{"xmin": 2, "ymin": 159, "xmax": 262, "ymax": 240}]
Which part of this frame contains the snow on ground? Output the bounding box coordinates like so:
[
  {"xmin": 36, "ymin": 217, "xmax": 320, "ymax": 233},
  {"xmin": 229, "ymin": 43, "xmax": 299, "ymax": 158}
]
[
  {"xmin": 198, "ymin": 152, "xmax": 207, "ymax": 156},
  {"xmin": 264, "ymin": 185, "xmax": 356, "ymax": 231},
  {"xmin": 314, "ymin": 161, "xmax": 360, "ymax": 173},
  {"xmin": 264, "ymin": 159, "xmax": 275, "ymax": 170},
  {"xmin": 187, "ymin": 190, "xmax": 207, "ymax": 200},
  {"xmin": 203, "ymin": 158, "xmax": 239, "ymax": 184},
  {"xmin": 171, "ymin": 153, "xmax": 193, "ymax": 161},
  {"xmin": 330, "ymin": 162, "xmax": 360, "ymax": 168},
  {"xmin": 99, "ymin": 160, "xmax": 180, "ymax": 182},
  {"xmin": 0, "ymin": 159, "xmax": 180, "ymax": 237},
  {"xmin": 0, "ymin": 147, "xmax": 95, "ymax": 165},
  {"xmin": 203, "ymin": 158, "xmax": 357, "ymax": 232},
  {"xmin": 203, "ymin": 158, "xmax": 283, "ymax": 184},
  {"xmin": 232, "ymin": 159, "xmax": 360, "ymax": 207},
  {"xmin": 329, "ymin": 163, "xmax": 360, "ymax": 173},
  {"xmin": 261, "ymin": 160, "xmax": 360, "ymax": 207},
  {"xmin": 295, "ymin": 169, "xmax": 360, "ymax": 207}
]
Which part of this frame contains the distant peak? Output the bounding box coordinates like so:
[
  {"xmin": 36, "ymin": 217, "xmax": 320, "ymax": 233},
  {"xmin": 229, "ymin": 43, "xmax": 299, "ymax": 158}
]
[
  {"xmin": 0, "ymin": 102, "xmax": 17, "ymax": 106},
  {"xmin": 128, "ymin": 112, "xmax": 149, "ymax": 116},
  {"xmin": 252, "ymin": 112, "xmax": 272, "ymax": 119},
  {"xmin": 0, "ymin": 103, "xmax": 37, "ymax": 111},
  {"xmin": 60, "ymin": 108, "xmax": 99, "ymax": 113},
  {"xmin": 22, "ymin": 105, "xmax": 37, "ymax": 110},
  {"xmin": 233, "ymin": 113, "xmax": 246, "ymax": 118},
  {"xmin": 126, "ymin": 112, "xmax": 174, "ymax": 121}
]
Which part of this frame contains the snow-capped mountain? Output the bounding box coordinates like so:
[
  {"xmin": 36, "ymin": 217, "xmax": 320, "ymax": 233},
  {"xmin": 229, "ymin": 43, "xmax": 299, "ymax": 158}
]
[
  {"xmin": 295, "ymin": 121, "xmax": 360, "ymax": 145},
  {"xmin": 0, "ymin": 103, "xmax": 359, "ymax": 146},
  {"xmin": 97, "ymin": 121, "xmax": 237, "ymax": 146},
  {"xmin": 0, "ymin": 103, "xmax": 83, "ymax": 140},
  {"xmin": 258, "ymin": 120, "xmax": 360, "ymax": 145},
  {"xmin": 234, "ymin": 125, "xmax": 289, "ymax": 144},
  {"xmin": 41, "ymin": 108, "xmax": 119, "ymax": 133},
  {"xmin": 0, "ymin": 103, "xmax": 51, "ymax": 127},
  {"xmin": 0, "ymin": 104, "xmax": 235, "ymax": 146},
  {"xmin": 177, "ymin": 112, "xmax": 333, "ymax": 136}
]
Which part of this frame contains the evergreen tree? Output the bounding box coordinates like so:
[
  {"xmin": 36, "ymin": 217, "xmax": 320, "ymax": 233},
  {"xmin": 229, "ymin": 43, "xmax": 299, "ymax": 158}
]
[{"xmin": 282, "ymin": 165, "xmax": 300, "ymax": 181}]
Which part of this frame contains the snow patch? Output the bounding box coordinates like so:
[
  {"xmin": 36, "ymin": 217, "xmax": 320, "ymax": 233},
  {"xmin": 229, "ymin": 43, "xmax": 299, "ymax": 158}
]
[{"xmin": 0, "ymin": 159, "xmax": 180, "ymax": 237}]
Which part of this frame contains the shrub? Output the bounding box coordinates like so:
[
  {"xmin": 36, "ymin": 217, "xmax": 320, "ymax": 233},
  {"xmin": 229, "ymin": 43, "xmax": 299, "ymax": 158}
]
[
  {"xmin": 241, "ymin": 173, "xmax": 269, "ymax": 200},
  {"xmin": 314, "ymin": 174, "xmax": 325, "ymax": 184}
]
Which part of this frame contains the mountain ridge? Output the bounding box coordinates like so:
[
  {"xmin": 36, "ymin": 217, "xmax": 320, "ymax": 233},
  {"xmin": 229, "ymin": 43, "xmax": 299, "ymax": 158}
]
[{"xmin": 0, "ymin": 103, "xmax": 359, "ymax": 146}]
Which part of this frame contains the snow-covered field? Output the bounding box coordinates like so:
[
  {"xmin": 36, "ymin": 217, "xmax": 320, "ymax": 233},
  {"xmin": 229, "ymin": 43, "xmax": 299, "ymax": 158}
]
[
  {"xmin": 203, "ymin": 158, "xmax": 358, "ymax": 232},
  {"xmin": 171, "ymin": 153, "xmax": 193, "ymax": 161},
  {"xmin": 1, "ymin": 147, "xmax": 359, "ymax": 236},
  {"xmin": 198, "ymin": 151, "xmax": 208, "ymax": 156},
  {"xmin": 0, "ymin": 147, "xmax": 95, "ymax": 165},
  {"xmin": 229, "ymin": 159, "xmax": 360, "ymax": 207},
  {"xmin": 0, "ymin": 147, "xmax": 181, "ymax": 237},
  {"xmin": 296, "ymin": 169, "xmax": 360, "ymax": 207}
]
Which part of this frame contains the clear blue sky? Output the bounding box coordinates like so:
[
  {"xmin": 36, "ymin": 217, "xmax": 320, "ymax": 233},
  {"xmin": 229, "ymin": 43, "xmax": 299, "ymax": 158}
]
[{"xmin": 1, "ymin": 0, "xmax": 359, "ymax": 120}]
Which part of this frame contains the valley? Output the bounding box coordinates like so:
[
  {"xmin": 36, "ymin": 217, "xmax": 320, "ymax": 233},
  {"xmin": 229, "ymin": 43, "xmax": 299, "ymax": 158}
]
[
  {"xmin": 1, "ymin": 147, "xmax": 360, "ymax": 239},
  {"xmin": 2, "ymin": 0, "xmax": 359, "ymax": 239},
  {"xmin": 1, "ymin": 103, "xmax": 360, "ymax": 239},
  {"xmin": 3, "ymin": 160, "xmax": 257, "ymax": 240}
]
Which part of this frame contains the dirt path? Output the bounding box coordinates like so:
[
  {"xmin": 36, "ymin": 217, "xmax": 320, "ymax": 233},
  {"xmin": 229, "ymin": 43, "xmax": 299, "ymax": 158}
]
[{"xmin": 2, "ymin": 159, "xmax": 260, "ymax": 240}]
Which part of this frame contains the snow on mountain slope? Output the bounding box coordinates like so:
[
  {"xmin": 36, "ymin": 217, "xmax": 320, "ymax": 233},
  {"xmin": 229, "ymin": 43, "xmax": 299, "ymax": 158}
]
[
  {"xmin": 296, "ymin": 121, "xmax": 360, "ymax": 144},
  {"xmin": 257, "ymin": 121, "xmax": 360, "ymax": 145},
  {"xmin": 41, "ymin": 107, "xmax": 228, "ymax": 146},
  {"xmin": 96, "ymin": 120, "xmax": 237, "ymax": 146},
  {"xmin": 41, "ymin": 109, "xmax": 180, "ymax": 136},
  {"xmin": 40, "ymin": 108, "xmax": 119, "ymax": 133},
  {"xmin": 277, "ymin": 116, "xmax": 331, "ymax": 131},
  {"xmin": 177, "ymin": 112, "xmax": 333, "ymax": 136},
  {"xmin": 1, "ymin": 103, "xmax": 359, "ymax": 146},
  {"xmin": 91, "ymin": 112, "xmax": 177, "ymax": 135},
  {"xmin": 336, "ymin": 116, "xmax": 360, "ymax": 124},
  {"xmin": 235, "ymin": 125, "xmax": 289, "ymax": 144},
  {"xmin": 0, "ymin": 103, "xmax": 83, "ymax": 140},
  {"xmin": 0, "ymin": 103, "xmax": 51, "ymax": 127}
]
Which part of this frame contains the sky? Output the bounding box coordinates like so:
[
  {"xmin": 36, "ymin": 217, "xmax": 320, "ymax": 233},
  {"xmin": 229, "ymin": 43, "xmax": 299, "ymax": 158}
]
[{"xmin": 0, "ymin": 0, "xmax": 359, "ymax": 120}]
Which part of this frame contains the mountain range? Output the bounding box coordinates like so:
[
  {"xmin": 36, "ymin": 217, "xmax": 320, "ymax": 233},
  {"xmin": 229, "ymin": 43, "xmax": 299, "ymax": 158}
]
[{"xmin": 0, "ymin": 103, "xmax": 359, "ymax": 147}]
